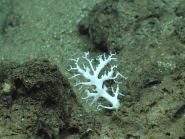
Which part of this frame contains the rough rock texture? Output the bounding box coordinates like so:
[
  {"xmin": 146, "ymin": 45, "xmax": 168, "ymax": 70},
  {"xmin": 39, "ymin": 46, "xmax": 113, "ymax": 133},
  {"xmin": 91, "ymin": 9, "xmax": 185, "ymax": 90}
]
[
  {"xmin": 0, "ymin": 59, "xmax": 99, "ymax": 139},
  {"xmin": 78, "ymin": 0, "xmax": 185, "ymax": 53}
]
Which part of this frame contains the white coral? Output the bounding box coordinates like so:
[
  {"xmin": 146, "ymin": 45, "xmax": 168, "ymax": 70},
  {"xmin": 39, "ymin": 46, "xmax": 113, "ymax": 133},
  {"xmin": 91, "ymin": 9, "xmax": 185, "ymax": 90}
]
[{"xmin": 68, "ymin": 52, "xmax": 127, "ymax": 110}]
